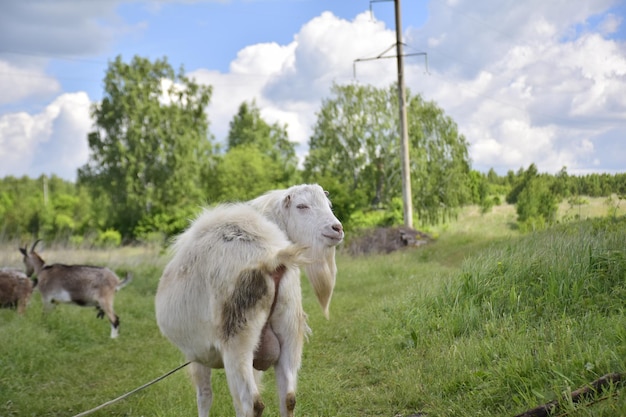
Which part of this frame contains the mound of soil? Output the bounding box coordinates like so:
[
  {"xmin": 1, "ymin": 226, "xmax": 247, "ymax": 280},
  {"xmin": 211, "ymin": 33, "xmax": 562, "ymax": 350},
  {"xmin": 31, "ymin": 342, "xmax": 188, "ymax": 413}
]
[{"xmin": 345, "ymin": 226, "xmax": 432, "ymax": 256}]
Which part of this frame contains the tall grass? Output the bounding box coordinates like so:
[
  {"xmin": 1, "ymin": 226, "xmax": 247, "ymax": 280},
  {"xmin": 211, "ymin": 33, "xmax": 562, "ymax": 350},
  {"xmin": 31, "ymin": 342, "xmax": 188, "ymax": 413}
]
[
  {"xmin": 382, "ymin": 216, "xmax": 626, "ymax": 416},
  {"xmin": 1, "ymin": 208, "xmax": 624, "ymax": 416}
]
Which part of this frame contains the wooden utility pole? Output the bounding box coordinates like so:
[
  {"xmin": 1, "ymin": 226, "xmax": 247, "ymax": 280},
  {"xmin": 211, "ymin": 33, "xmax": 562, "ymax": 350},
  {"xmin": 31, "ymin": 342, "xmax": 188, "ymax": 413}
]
[
  {"xmin": 355, "ymin": 0, "xmax": 425, "ymax": 228},
  {"xmin": 394, "ymin": 0, "xmax": 413, "ymax": 228},
  {"xmin": 43, "ymin": 175, "xmax": 48, "ymax": 206}
]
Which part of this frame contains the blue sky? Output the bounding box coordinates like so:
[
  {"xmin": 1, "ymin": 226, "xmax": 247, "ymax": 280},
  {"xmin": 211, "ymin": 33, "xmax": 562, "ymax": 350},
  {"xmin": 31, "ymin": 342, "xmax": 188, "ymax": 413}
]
[
  {"xmin": 45, "ymin": 1, "xmax": 425, "ymax": 100},
  {"xmin": 0, "ymin": 0, "xmax": 624, "ymax": 181}
]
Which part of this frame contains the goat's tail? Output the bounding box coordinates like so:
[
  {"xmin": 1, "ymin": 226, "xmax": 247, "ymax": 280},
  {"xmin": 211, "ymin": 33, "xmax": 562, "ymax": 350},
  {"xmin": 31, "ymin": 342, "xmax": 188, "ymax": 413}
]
[{"xmin": 116, "ymin": 272, "xmax": 133, "ymax": 291}]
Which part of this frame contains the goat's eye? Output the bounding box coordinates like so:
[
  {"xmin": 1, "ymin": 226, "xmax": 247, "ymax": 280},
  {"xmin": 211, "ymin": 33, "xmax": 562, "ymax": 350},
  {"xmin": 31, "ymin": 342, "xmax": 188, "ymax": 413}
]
[{"xmin": 296, "ymin": 204, "xmax": 309, "ymax": 210}]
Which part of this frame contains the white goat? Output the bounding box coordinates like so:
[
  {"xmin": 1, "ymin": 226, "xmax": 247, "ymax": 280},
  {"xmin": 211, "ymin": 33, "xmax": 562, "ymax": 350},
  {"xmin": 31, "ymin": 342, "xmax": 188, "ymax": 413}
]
[
  {"xmin": 155, "ymin": 184, "xmax": 344, "ymax": 417},
  {"xmin": 20, "ymin": 241, "xmax": 132, "ymax": 338},
  {"xmin": 0, "ymin": 267, "xmax": 34, "ymax": 314}
]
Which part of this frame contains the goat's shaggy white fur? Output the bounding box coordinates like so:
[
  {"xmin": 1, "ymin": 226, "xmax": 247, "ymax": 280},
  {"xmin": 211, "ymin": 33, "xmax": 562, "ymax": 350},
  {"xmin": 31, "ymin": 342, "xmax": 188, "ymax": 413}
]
[{"xmin": 155, "ymin": 184, "xmax": 343, "ymax": 417}]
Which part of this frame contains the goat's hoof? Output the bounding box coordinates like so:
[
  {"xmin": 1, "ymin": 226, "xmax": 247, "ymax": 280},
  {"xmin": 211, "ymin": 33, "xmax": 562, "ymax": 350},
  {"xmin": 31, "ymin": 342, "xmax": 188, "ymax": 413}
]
[
  {"xmin": 286, "ymin": 392, "xmax": 296, "ymax": 414},
  {"xmin": 253, "ymin": 398, "xmax": 265, "ymax": 417}
]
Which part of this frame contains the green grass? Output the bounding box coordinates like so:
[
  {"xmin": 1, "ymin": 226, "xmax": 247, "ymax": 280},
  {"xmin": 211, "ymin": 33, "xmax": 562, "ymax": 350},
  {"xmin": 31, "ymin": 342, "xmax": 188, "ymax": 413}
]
[
  {"xmin": 1, "ymin": 199, "xmax": 625, "ymax": 416},
  {"xmin": 383, "ymin": 216, "xmax": 626, "ymax": 416}
]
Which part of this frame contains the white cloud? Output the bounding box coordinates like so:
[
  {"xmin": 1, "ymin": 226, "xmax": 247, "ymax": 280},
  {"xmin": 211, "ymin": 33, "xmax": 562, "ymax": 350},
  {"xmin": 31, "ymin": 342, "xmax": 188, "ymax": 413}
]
[
  {"xmin": 0, "ymin": 92, "xmax": 91, "ymax": 180},
  {"xmin": 403, "ymin": 0, "xmax": 626, "ymax": 174},
  {"xmin": 1, "ymin": 1, "xmax": 625, "ymax": 182},
  {"xmin": 185, "ymin": 4, "xmax": 626, "ymax": 176},
  {"xmin": 263, "ymin": 11, "xmax": 398, "ymax": 102},
  {"xmin": 190, "ymin": 11, "xmax": 401, "ymax": 149},
  {"xmin": 230, "ymin": 42, "xmax": 295, "ymax": 76},
  {"xmin": 189, "ymin": 69, "xmax": 269, "ymax": 146},
  {"xmin": 0, "ymin": 60, "xmax": 61, "ymax": 105}
]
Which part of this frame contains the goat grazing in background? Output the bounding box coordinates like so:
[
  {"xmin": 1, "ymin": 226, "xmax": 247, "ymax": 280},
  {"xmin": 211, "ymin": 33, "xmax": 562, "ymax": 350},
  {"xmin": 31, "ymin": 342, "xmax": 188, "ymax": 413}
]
[
  {"xmin": 20, "ymin": 241, "xmax": 132, "ymax": 338},
  {"xmin": 155, "ymin": 184, "xmax": 344, "ymax": 417},
  {"xmin": 0, "ymin": 267, "xmax": 34, "ymax": 314}
]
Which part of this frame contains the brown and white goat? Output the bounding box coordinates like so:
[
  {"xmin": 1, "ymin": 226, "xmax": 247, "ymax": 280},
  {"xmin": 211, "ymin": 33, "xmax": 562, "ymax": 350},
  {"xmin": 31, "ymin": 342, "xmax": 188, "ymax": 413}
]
[
  {"xmin": 0, "ymin": 267, "xmax": 34, "ymax": 314},
  {"xmin": 20, "ymin": 241, "xmax": 132, "ymax": 338},
  {"xmin": 155, "ymin": 184, "xmax": 344, "ymax": 417}
]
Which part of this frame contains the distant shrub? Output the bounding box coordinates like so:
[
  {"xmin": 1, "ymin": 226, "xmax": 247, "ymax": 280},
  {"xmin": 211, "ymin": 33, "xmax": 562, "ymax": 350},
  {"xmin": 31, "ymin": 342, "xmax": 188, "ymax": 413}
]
[
  {"xmin": 516, "ymin": 178, "xmax": 557, "ymax": 229},
  {"xmin": 518, "ymin": 215, "xmax": 547, "ymax": 233},
  {"xmin": 95, "ymin": 229, "xmax": 122, "ymax": 248},
  {"xmin": 480, "ymin": 196, "xmax": 496, "ymax": 214},
  {"xmin": 347, "ymin": 198, "xmax": 405, "ymax": 230},
  {"xmin": 69, "ymin": 235, "xmax": 84, "ymax": 247},
  {"xmin": 137, "ymin": 231, "xmax": 167, "ymax": 248},
  {"xmin": 568, "ymin": 196, "xmax": 589, "ymax": 207},
  {"xmin": 605, "ymin": 195, "xmax": 625, "ymax": 218}
]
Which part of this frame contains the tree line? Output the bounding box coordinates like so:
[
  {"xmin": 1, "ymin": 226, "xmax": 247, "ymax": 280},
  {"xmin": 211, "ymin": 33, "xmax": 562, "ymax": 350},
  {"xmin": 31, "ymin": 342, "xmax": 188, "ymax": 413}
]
[{"xmin": 1, "ymin": 55, "xmax": 624, "ymax": 245}]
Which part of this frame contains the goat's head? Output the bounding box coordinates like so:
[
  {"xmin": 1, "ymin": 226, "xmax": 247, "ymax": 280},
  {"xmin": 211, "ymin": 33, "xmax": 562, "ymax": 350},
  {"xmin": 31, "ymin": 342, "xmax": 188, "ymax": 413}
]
[
  {"xmin": 19, "ymin": 240, "xmax": 44, "ymax": 277},
  {"xmin": 265, "ymin": 184, "xmax": 344, "ymax": 318},
  {"xmin": 276, "ymin": 184, "xmax": 344, "ymax": 246}
]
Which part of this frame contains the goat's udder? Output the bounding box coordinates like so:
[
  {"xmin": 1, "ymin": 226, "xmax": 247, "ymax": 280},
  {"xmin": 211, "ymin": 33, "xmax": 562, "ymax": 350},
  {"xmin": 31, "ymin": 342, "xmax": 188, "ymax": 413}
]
[
  {"xmin": 253, "ymin": 323, "xmax": 280, "ymax": 371},
  {"xmin": 252, "ymin": 261, "xmax": 287, "ymax": 371}
]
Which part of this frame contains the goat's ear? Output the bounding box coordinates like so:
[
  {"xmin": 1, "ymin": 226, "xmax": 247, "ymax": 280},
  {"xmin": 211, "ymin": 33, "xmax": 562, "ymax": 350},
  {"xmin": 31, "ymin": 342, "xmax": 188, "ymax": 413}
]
[
  {"xmin": 19, "ymin": 247, "xmax": 27, "ymax": 256},
  {"xmin": 282, "ymin": 194, "xmax": 292, "ymax": 209}
]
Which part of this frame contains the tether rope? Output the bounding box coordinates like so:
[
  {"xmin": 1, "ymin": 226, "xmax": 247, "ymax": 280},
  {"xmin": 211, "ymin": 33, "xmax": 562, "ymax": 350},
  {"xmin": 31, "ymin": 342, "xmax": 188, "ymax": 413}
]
[{"xmin": 71, "ymin": 361, "xmax": 190, "ymax": 417}]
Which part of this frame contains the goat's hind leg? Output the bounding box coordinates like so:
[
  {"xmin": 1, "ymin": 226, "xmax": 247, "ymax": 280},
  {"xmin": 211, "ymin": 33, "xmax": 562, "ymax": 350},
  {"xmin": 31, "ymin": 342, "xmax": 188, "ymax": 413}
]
[
  {"xmin": 222, "ymin": 347, "xmax": 264, "ymax": 417},
  {"xmin": 190, "ymin": 362, "xmax": 213, "ymax": 417},
  {"xmin": 98, "ymin": 298, "xmax": 120, "ymax": 338}
]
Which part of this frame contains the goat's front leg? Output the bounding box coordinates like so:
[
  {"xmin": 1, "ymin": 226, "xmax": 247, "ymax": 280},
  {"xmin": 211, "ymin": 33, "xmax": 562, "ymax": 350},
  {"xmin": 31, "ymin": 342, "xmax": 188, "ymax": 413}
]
[
  {"xmin": 190, "ymin": 362, "xmax": 213, "ymax": 417},
  {"xmin": 41, "ymin": 297, "xmax": 55, "ymax": 313}
]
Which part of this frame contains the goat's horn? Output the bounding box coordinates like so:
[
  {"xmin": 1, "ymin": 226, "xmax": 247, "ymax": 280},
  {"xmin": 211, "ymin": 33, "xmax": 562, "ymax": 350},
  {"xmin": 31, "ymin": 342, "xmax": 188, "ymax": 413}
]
[{"xmin": 31, "ymin": 239, "xmax": 42, "ymax": 252}]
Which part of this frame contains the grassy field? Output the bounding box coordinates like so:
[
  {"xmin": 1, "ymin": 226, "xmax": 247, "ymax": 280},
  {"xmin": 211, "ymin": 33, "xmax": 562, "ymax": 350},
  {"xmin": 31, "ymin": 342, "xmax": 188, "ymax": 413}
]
[{"xmin": 1, "ymin": 199, "xmax": 625, "ymax": 416}]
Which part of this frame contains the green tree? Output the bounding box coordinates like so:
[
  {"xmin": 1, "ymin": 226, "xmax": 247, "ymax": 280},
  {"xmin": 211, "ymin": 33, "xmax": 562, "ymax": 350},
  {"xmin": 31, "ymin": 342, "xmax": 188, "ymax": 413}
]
[
  {"xmin": 516, "ymin": 176, "xmax": 558, "ymax": 231},
  {"xmin": 484, "ymin": 168, "xmax": 510, "ymax": 199},
  {"xmin": 551, "ymin": 166, "xmax": 571, "ymax": 198},
  {"xmin": 467, "ymin": 170, "xmax": 496, "ymax": 213},
  {"xmin": 0, "ymin": 175, "xmax": 41, "ymax": 239},
  {"xmin": 208, "ymin": 99, "xmax": 300, "ymax": 203},
  {"xmin": 507, "ymin": 164, "xmax": 558, "ymax": 231},
  {"xmin": 212, "ymin": 146, "xmax": 284, "ymax": 202},
  {"xmin": 408, "ymin": 92, "xmax": 471, "ymax": 224},
  {"xmin": 305, "ymin": 84, "xmax": 397, "ymax": 210},
  {"xmin": 506, "ymin": 164, "xmax": 539, "ymax": 205},
  {"xmin": 304, "ymin": 83, "xmax": 470, "ymax": 227},
  {"xmin": 487, "ymin": 168, "xmax": 499, "ymax": 185},
  {"xmin": 78, "ymin": 55, "xmax": 214, "ymax": 240},
  {"xmin": 227, "ymin": 100, "xmax": 299, "ymax": 185},
  {"xmin": 0, "ymin": 175, "xmax": 91, "ymax": 243}
]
